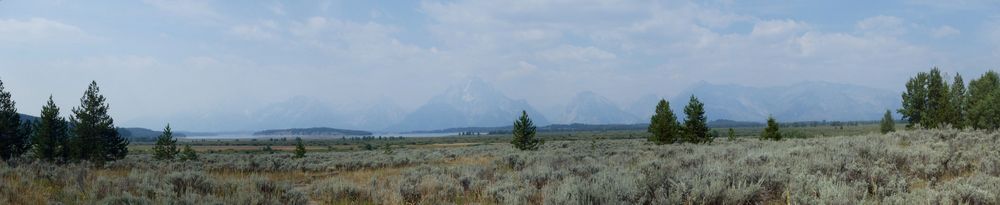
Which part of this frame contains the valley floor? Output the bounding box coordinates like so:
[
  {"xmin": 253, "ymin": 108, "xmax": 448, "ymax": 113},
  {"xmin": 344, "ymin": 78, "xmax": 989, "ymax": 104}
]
[{"xmin": 3, "ymin": 129, "xmax": 1000, "ymax": 204}]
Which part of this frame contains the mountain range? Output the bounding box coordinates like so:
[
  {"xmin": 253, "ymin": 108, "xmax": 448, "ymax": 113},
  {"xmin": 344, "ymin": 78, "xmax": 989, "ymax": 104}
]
[
  {"xmin": 125, "ymin": 80, "xmax": 901, "ymax": 133},
  {"xmin": 389, "ymin": 78, "xmax": 549, "ymax": 132},
  {"xmin": 662, "ymin": 81, "xmax": 899, "ymax": 122},
  {"xmin": 556, "ymin": 91, "xmax": 639, "ymax": 124}
]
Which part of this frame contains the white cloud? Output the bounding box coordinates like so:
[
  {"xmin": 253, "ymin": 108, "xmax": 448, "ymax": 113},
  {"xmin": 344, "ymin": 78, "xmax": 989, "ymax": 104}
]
[
  {"xmin": 536, "ymin": 45, "xmax": 616, "ymax": 63},
  {"xmin": 930, "ymin": 25, "xmax": 960, "ymax": 38},
  {"xmin": 984, "ymin": 19, "xmax": 1000, "ymax": 58},
  {"xmin": 3, "ymin": 0, "xmax": 974, "ymax": 128},
  {"xmin": 143, "ymin": 0, "xmax": 222, "ymax": 20},
  {"xmin": 751, "ymin": 19, "xmax": 809, "ymax": 37},
  {"xmin": 856, "ymin": 15, "xmax": 907, "ymax": 36},
  {"xmin": 0, "ymin": 18, "xmax": 95, "ymax": 44},
  {"xmin": 268, "ymin": 2, "xmax": 286, "ymax": 15},
  {"xmin": 415, "ymin": 0, "xmax": 936, "ymax": 105},
  {"xmin": 229, "ymin": 20, "xmax": 279, "ymax": 40},
  {"xmin": 906, "ymin": 0, "xmax": 1000, "ymax": 10}
]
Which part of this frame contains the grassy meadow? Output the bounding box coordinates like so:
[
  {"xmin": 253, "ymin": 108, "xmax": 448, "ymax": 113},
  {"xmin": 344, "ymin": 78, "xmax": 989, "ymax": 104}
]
[{"xmin": 6, "ymin": 125, "xmax": 1000, "ymax": 204}]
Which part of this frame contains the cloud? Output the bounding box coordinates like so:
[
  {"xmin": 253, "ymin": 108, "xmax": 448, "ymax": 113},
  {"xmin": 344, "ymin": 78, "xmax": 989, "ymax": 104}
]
[
  {"xmin": 267, "ymin": 2, "xmax": 286, "ymax": 15},
  {"xmin": 906, "ymin": 0, "xmax": 1000, "ymax": 10},
  {"xmin": 0, "ymin": 18, "xmax": 95, "ymax": 44},
  {"xmin": 751, "ymin": 19, "xmax": 809, "ymax": 37},
  {"xmin": 856, "ymin": 15, "xmax": 907, "ymax": 36},
  {"xmin": 930, "ymin": 25, "xmax": 960, "ymax": 38},
  {"xmin": 143, "ymin": 0, "xmax": 222, "ymax": 20},
  {"xmin": 229, "ymin": 20, "xmax": 279, "ymax": 40},
  {"xmin": 536, "ymin": 45, "xmax": 616, "ymax": 63},
  {"xmin": 3, "ymin": 0, "xmax": 982, "ymax": 129},
  {"xmin": 414, "ymin": 0, "xmax": 937, "ymax": 105},
  {"xmin": 984, "ymin": 19, "xmax": 1000, "ymax": 58}
]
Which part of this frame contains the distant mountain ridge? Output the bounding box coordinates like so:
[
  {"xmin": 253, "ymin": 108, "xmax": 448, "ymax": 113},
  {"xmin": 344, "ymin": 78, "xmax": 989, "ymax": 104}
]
[
  {"xmin": 18, "ymin": 114, "xmax": 37, "ymax": 123},
  {"xmin": 143, "ymin": 96, "xmax": 405, "ymax": 132},
  {"xmin": 558, "ymin": 91, "xmax": 639, "ymax": 124},
  {"xmin": 119, "ymin": 127, "xmax": 186, "ymax": 142},
  {"xmin": 253, "ymin": 127, "xmax": 372, "ymax": 136},
  {"xmin": 129, "ymin": 80, "xmax": 900, "ymax": 133},
  {"xmin": 390, "ymin": 78, "xmax": 549, "ymax": 131},
  {"xmin": 659, "ymin": 81, "xmax": 899, "ymax": 122}
]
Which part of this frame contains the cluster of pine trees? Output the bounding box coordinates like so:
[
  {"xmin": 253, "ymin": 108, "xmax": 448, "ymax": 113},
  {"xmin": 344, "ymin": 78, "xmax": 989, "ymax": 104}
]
[
  {"xmin": 899, "ymin": 68, "xmax": 1000, "ymax": 130},
  {"xmin": 0, "ymin": 80, "xmax": 129, "ymax": 164},
  {"xmin": 647, "ymin": 96, "xmax": 713, "ymax": 144}
]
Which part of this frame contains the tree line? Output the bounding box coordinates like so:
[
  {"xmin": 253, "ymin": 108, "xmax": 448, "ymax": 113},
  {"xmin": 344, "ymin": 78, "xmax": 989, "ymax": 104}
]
[
  {"xmin": 899, "ymin": 68, "xmax": 1000, "ymax": 130},
  {"xmin": 505, "ymin": 94, "xmax": 785, "ymax": 151},
  {"xmin": 0, "ymin": 79, "xmax": 129, "ymax": 164}
]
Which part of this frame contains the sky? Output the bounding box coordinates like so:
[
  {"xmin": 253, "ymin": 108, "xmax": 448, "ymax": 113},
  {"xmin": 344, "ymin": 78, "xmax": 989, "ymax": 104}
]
[{"xmin": 1, "ymin": 0, "xmax": 1000, "ymax": 128}]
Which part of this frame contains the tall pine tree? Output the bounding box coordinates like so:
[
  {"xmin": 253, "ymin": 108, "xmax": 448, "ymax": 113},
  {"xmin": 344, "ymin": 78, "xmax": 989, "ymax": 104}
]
[
  {"xmin": 0, "ymin": 79, "xmax": 28, "ymax": 160},
  {"xmin": 682, "ymin": 95, "xmax": 710, "ymax": 143},
  {"xmin": 152, "ymin": 124, "xmax": 178, "ymax": 160},
  {"xmin": 899, "ymin": 72, "xmax": 929, "ymax": 128},
  {"xmin": 924, "ymin": 68, "xmax": 951, "ymax": 128},
  {"xmin": 32, "ymin": 96, "xmax": 70, "ymax": 162},
  {"xmin": 950, "ymin": 73, "xmax": 967, "ymax": 129},
  {"xmin": 70, "ymin": 81, "xmax": 129, "ymax": 163},
  {"xmin": 511, "ymin": 110, "xmax": 540, "ymax": 151},
  {"xmin": 647, "ymin": 99, "xmax": 680, "ymax": 145}
]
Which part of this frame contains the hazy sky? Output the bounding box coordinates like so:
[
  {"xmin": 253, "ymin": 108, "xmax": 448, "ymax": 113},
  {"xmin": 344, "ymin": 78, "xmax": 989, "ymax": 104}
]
[{"xmin": 2, "ymin": 0, "xmax": 1000, "ymax": 127}]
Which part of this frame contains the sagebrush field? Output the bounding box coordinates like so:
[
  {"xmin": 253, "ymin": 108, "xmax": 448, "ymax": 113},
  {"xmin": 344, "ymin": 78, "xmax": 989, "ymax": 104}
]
[{"xmin": 3, "ymin": 129, "xmax": 1000, "ymax": 204}]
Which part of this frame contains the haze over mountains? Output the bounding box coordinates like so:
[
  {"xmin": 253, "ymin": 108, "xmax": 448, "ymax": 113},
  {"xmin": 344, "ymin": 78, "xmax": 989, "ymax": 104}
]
[
  {"xmin": 557, "ymin": 91, "xmax": 639, "ymax": 124},
  {"xmin": 126, "ymin": 79, "xmax": 900, "ymax": 133},
  {"xmin": 390, "ymin": 78, "xmax": 550, "ymax": 132}
]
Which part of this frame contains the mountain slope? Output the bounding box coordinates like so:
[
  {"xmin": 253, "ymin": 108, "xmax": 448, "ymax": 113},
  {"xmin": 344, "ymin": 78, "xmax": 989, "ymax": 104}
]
[
  {"xmin": 668, "ymin": 81, "xmax": 899, "ymax": 122},
  {"xmin": 342, "ymin": 99, "xmax": 405, "ymax": 131},
  {"xmin": 559, "ymin": 91, "xmax": 638, "ymax": 124},
  {"xmin": 249, "ymin": 96, "xmax": 342, "ymax": 130},
  {"xmin": 626, "ymin": 94, "xmax": 665, "ymax": 120},
  {"xmin": 18, "ymin": 113, "xmax": 37, "ymax": 123},
  {"xmin": 118, "ymin": 127, "xmax": 187, "ymax": 142},
  {"xmin": 391, "ymin": 78, "xmax": 549, "ymax": 131}
]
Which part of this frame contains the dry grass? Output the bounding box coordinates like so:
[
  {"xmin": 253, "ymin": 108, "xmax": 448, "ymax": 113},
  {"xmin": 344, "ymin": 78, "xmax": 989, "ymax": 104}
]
[
  {"xmin": 6, "ymin": 129, "xmax": 1000, "ymax": 204},
  {"xmin": 131, "ymin": 145, "xmax": 332, "ymax": 152}
]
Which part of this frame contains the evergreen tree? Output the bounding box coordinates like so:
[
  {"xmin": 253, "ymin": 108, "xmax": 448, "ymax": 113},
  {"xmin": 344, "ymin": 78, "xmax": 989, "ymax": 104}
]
[
  {"xmin": 682, "ymin": 95, "xmax": 710, "ymax": 143},
  {"xmin": 0, "ymin": 79, "xmax": 28, "ymax": 160},
  {"xmin": 880, "ymin": 110, "xmax": 896, "ymax": 134},
  {"xmin": 760, "ymin": 116, "xmax": 782, "ymax": 140},
  {"xmin": 293, "ymin": 137, "xmax": 306, "ymax": 158},
  {"xmin": 899, "ymin": 72, "xmax": 929, "ymax": 128},
  {"xmin": 727, "ymin": 128, "xmax": 736, "ymax": 141},
  {"xmin": 950, "ymin": 73, "xmax": 967, "ymax": 128},
  {"xmin": 968, "ymin": 71, "xmax": 1000, "ymax": 130},
  {"xmin": 152, "ymin": 124, "xmax": 178, "ymax": 160},
  {"xmin": 179, "ymin": 145, "xmax": 197, "ymax": 161},
  {"xmin": 924, "ymin": 68, "xmax": 950, "ymax": 128},
  {"xmin": 973, "ymin": 89, "xmax": 1000, "ymax": 130},
  {"xmin": 511, "ymin": 110, "xmax": 540, "ymax": 151},
  {"xmin": 647, "ymin": 99, "xmax": 680, "ymax": 145},
  {"xmin": 70, "ymin": 81, "xmax": 129, "ymax": 163},
  {"xmin": 32, "ymin": 96, "xmax": 70, "ymax": 162}
]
